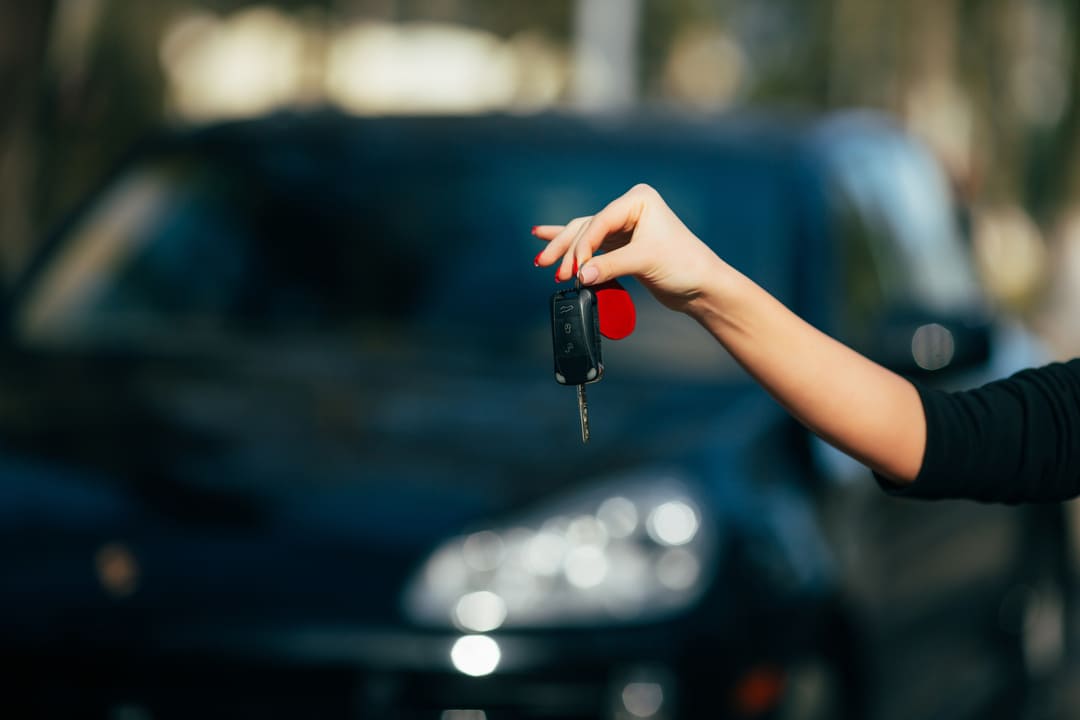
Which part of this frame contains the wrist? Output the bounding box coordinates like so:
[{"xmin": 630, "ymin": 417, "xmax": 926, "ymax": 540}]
[{"xmin": 681, "ymin": 254, "xmax": 748, "ymax": 327}]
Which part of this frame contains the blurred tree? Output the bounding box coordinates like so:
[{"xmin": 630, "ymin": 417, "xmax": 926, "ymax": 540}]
[
  {"xmin": 35, "ymin": 0, "xmax": 172, "ymax": 240},
  {"xmin": 0, "ymin": 0, "xmax": 55, "ymax": 279},
  {"xmin": 824, "ymin": 0, "xmax": 1079, "ymax": 230},
  {"xmin": 334, "ymin": 0, "xmax": 571, "ymax": 37},
  {"xmin": 8, "ymin": 0, "xmax": 1078, "ymax": 291},
  {"xmin": 1028, "ymin": 0, "xmax": 1080, "ymax": 227},
  {"xmin": 640, "ymin": 0, "xmax": 722, "ymax": 101}
]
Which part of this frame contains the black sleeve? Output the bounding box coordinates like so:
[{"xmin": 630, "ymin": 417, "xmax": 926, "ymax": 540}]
[{"xmin": 876, "ymin": 359, "xmax": 1080, "ymax": 503}]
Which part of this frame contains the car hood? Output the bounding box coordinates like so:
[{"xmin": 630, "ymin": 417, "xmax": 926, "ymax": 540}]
[
  {"xmin": 0, "ymin": 335, "xmax": 776, "ymax": 543},
  {"xmin": 0, "ymin": 334, "xmax": 820, "ymax": 633}
]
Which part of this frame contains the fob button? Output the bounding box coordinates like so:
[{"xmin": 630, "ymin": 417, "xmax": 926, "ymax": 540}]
[{"xmin": 560, "ymin": 321, "xmax": 586, "ymax": 356}]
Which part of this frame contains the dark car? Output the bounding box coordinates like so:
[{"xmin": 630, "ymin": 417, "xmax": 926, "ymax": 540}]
[{"xmin": 0, "ymin": 111, "xmax": 1068, "ymax": 720}]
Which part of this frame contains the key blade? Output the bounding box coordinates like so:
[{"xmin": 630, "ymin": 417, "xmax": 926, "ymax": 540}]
[{"xmin": 577, "ymin": 384, "xmax": 590, "ymax": 444}]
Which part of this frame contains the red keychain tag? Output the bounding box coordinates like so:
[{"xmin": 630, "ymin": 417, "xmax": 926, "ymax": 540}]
[{"xmin": 593, "ymin": 280, "xmax": 636, "ymax": 340}]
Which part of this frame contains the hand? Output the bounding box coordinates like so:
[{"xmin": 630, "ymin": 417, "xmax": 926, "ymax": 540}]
[
  {"xmin": 536, "ymin": 186, "xmax": 928, "ymax": 486},
  {"xmin": 532, "ymin": 184, "xmax": 725, "ymax": 313}
]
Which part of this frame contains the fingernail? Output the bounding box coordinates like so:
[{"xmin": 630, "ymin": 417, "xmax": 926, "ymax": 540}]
[
  {"xmin": 531, "ymin": 225, "xmax": 539, "ymax": 235},
  {"xmin": 572, "ymin": 258, "xmax": 578, "ymax": 277},
  {"xmin": 554, "ymin": 268, "xmax": 561, "ymax": 283},
  {"xmin": 533, "ymin": 251, "xmax": 543, "ymax": 267},
  {"xmin": 580, "ymin": 264, "xmax": 599, "ymax": 284}
]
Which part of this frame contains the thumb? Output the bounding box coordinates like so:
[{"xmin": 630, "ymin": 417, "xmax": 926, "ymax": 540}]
[{"xmin": 578, "ymin": 247, "xmax": 640, "ymax": 286}]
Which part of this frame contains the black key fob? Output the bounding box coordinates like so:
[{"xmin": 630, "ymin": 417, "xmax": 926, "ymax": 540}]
[{"xmin": 551, "ymin": 287, "xmax": 603, "ymax": 386}]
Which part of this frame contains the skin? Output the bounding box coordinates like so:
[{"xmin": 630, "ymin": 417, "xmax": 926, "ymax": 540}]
[{"xmin": 534, "ymin": 183, "xmax": 926, "ymax": 485}]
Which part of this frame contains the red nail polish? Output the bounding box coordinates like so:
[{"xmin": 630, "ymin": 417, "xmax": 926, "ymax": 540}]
[
  {"xmin": 572, "ymin": 258, "xmax": 578, "ymax": 278},
  {"xmin": 554, "ymin": 269, "xmax": 561, "ymax": 283},
  {"xmin": 531, "ymin": 225, "xmax": 539, "ymax": 235},
  {"xmin": 534, "ymin": 251, "xmax": 543, "ymax": 267}
]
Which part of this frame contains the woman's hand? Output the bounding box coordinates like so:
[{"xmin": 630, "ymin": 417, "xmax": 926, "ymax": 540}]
[
  {"xmin": 532, "ymin": 184, "xmax": 726, "ymax": 313},
  {"xmin": 534, "ymin": 184, "xmax": 927, "ymax": 485}
]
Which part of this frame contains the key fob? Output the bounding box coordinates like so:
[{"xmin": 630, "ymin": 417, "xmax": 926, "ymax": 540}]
[
  {"xmin": 551, "ymin": 287, "xmax": 603, "ymax": 386},
  {"xmin": 594, "ymin": 279, "xmax": 637, "ymax": 340}
]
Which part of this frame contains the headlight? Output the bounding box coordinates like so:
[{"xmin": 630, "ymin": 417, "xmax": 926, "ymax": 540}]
[{"xmin": 403, "ymin": 472, "xmax": 716, "ymax": 630}]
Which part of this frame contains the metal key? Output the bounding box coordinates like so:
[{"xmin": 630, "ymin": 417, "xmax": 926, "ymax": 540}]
[
  {"xmin": 577, "ymin": 384, "xmax": 590, "ymax": 443},
  {"xmin": 551, "ymin": 286, "xmax": 603, "ymax": 443}
]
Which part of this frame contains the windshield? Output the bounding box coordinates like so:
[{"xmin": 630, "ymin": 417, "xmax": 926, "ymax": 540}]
[
  {"xmin": 16, "ymin": 119, "xmax": 802, "ymax": 380},
  {"xmin": 813, "ymin": 116, "xmax": 983, "ymax": 313}
]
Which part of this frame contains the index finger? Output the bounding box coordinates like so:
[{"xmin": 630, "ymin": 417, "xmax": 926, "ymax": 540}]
[
  {"xmin": 571, "ymin": 186, "xmax": 648, "ymax": 267},
  {"xmin": 531, "ymin": 225, "xmax": 565, "ymax": 241}
]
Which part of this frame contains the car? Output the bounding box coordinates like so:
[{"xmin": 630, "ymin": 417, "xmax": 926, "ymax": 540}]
[{"xmin": 0, "ymin": 109, "xmax": 1067, "ymax": 719}]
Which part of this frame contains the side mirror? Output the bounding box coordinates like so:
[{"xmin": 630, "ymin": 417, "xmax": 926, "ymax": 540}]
[{"xmin": 870, "ymin": 309, "xmax": 993, "ymax": 376}]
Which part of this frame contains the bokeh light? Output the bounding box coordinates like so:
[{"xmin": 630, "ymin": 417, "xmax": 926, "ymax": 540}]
[
  {"xmin": 406, "ymin": 481, "xmax": 712, "ymax": 629},
  {"xmin": 450, "ymin": 635, "xmax": 501, "ymax": 677},
  {"xmin": 597, "ymin": 496, "xmax": 638, "ymax": 539},
  {"xmin": 454, "ymin": 591, "xmax": 508, "ymax": 633},
  {"xmin": 95, "ymin": 542, "xmax": 139, "ymax": 598},
  {"xmin": 646, "ymin": 501, "xmax": 699, "ymax": 547},
  {"xmin": 621, "ymin": 681, "xmax": 665, "ymax": 718}
]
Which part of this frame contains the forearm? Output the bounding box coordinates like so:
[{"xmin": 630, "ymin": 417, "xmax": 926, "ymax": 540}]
[
  {"xmin": 687, "ymin": 256, "xmax": 926, "ymax": 484},
  {"xmin": 535, "ymin": 184, "xmax": 927, "ymax": 483}
]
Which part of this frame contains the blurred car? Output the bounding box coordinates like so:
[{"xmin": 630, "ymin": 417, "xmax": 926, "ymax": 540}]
[{"xmin": 0, "ymin": 110, "xmax": 1069, "ymax": 720}]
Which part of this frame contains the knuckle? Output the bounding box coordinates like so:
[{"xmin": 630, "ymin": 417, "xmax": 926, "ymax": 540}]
[
  {"xmin": 572, "ymin": 218, "xmax": 593, "ymax": 242},
  {"xmin": 629, "ymin": 182, "xmax": 656, "ymax": 197}
]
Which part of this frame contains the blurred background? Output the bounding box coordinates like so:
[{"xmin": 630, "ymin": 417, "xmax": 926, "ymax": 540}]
[
  {"xmin": 3, "ymin": 0, "xmax": 1080, "ymax": 342},
  {"xmin": 4, "ymin": 1, "xmax": 1080, "ymax": 719}
]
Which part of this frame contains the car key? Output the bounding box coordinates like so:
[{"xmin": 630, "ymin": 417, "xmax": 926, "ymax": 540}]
[{"xmin": 551, "ymin": 286, "xmax": 603, "ymax": 443}]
